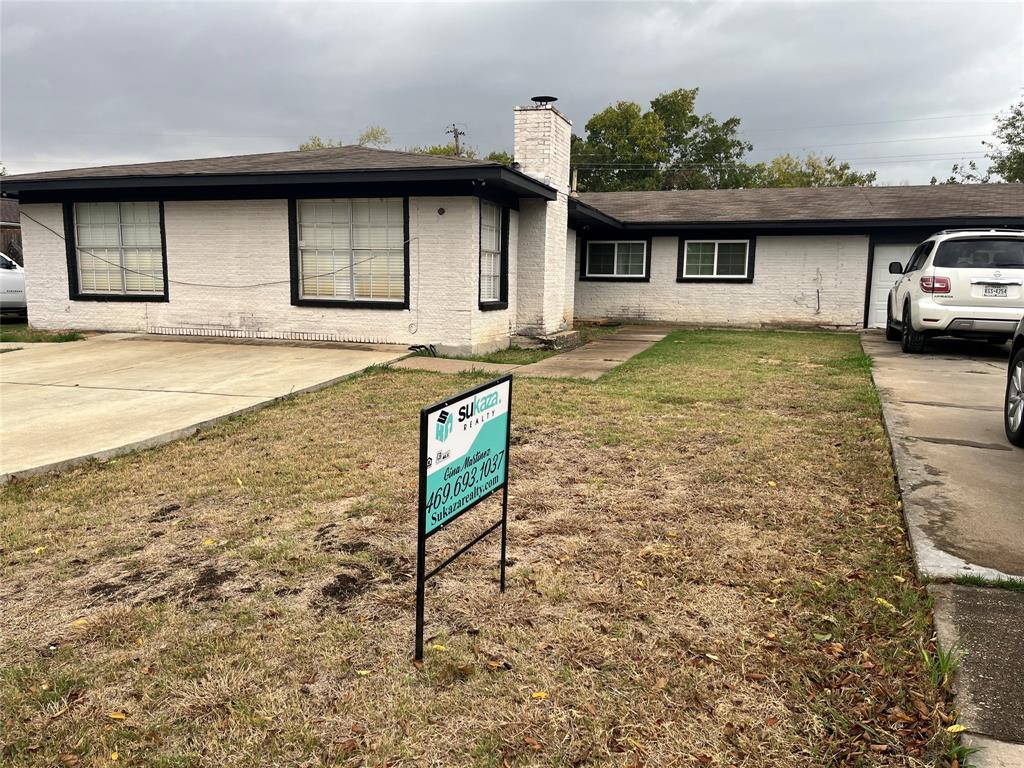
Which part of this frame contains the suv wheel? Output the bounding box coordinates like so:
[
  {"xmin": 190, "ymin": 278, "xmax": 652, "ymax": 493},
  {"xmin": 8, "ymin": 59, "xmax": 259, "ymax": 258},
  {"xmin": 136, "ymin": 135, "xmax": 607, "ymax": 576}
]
[
  {"xmin": 1006, "ymin": 348, "xmax": 1024, "ymax": 447},
  {"xmin": 900, "ymin": 304, "xmax": 927, "ymax": 354},
  {"xmin": 885, "ymin": 301, "xmax": 901, "ymax": 341}
]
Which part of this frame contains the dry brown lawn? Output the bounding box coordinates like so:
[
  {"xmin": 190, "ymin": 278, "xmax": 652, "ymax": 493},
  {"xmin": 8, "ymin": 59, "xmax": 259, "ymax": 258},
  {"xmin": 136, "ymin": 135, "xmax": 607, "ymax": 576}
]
[{"xmin": 1, "ymin": 330, "xmax": 962, "ymax": 767}]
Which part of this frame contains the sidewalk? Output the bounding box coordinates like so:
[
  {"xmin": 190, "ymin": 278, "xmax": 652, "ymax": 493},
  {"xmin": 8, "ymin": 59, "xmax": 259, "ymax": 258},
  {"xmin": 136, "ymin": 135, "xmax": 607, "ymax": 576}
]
[{"xmin": 393, "ymin": 325, "xmax": 670, "ymax": 380}]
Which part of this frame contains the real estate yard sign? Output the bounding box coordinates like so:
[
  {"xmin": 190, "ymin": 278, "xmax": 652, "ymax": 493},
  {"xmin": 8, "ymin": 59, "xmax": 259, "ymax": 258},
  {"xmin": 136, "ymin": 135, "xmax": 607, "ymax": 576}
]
[{"xmin": 415, "ymin": 374, "xmax": 512, "ymax": 660}]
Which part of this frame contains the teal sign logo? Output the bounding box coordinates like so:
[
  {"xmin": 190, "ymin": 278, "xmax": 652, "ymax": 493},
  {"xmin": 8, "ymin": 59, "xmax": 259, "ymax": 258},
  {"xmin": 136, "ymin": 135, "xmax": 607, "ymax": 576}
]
[{"xmin": 435, "ymin": 410, "xmax": 453, "ymax": 443}]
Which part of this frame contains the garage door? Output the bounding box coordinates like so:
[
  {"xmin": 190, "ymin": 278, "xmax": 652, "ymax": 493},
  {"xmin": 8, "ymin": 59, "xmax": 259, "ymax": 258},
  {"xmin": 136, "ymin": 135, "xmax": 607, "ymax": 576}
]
[{"xmin": 868, "ymin": 244, "xmax": 917, "ymax": 328}]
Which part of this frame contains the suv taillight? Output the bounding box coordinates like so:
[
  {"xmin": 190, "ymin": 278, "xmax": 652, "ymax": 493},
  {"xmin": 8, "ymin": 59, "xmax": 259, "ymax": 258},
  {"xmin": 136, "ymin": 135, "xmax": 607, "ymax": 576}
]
[{"xmin": 920, "ymin": 276, "xmax": 950, "ymax": 294}]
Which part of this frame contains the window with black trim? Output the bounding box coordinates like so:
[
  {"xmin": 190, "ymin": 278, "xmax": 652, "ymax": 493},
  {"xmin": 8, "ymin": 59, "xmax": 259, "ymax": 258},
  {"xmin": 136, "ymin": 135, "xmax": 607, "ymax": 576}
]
[
  {"xmin": 479, "ymin": 200, "xmax": 508, "ymax": 309},
  {"xmin": 73, "ymin": 202, "xmax": 165, "ymax": 296},
  {"xmin": 681, "ymin": 240, "xmax": 750, "ymax": 279},
  {"xmin": 296, "ymin": 198, "xmax": 406, "ymax": 303},
  {"xmin": 585, "ymin": 241, "xmax": 647, "ymax": 278}
]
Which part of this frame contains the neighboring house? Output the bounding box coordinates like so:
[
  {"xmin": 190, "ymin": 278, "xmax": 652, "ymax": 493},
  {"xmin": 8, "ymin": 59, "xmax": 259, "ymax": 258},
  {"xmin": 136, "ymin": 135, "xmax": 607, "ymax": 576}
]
[
  {"xmin": 0, "ymin": 198, "xmax": 22, "ymax": 265},
  {"xmin": 2, "ymin": 101, "xmax": 1022, "ymax": 352}
]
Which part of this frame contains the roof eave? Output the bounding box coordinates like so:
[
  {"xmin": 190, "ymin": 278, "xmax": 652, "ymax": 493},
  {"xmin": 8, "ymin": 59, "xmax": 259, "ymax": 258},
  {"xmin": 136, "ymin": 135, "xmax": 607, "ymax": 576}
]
[
  {"xmin": 2, "ymin": 165, "xmax": 558, "ymax": 201},
  {"xmin": 568, "ymin": 197, "xmax": 623, "ymax": 229},
  {"xmin": 568, "ymin": 212, "xmax": 1024, "ymax": 231}
]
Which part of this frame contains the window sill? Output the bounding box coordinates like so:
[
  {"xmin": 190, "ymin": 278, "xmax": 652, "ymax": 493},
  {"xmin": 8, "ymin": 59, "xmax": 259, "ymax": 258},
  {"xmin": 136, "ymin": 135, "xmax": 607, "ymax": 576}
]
[
  {"xmin": 478, "ymin": 301, "xmax": 508, "ymax": 312},
  {"xmin": 676, "ymin": 276, "xmax": 754, "ymax": 284},
  {"xmin": 579, "ymin": 275, "xmax": 650, "ymax": 283},
  {"xmin": 293, "ymin": 297, "xmax": 409, "ymax": 310},
  {"xmin": 72, "ymin": 293, "xmax": 168, "ymax": 302}
]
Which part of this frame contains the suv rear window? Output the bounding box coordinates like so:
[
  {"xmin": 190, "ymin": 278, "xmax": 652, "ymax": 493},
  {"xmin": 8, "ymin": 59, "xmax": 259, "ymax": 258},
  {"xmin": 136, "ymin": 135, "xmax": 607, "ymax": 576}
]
[{"xmin": 933, "ymin": 238, "xmax": 1024, "ymax": 269}]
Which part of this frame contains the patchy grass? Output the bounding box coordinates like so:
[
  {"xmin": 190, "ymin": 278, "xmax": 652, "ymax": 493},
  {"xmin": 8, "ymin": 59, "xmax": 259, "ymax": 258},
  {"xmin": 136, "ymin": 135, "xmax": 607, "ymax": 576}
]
[
  {"xmin": 0, "ymin": 329, "xmax": 959, "ymax": 766},
  {"xmin": 453, "ymin": 324, "xmax": 620, "ymax": 365},
  {"xmin": 0, "ymin": 323, "xmax": 84, "ymax": 343}
]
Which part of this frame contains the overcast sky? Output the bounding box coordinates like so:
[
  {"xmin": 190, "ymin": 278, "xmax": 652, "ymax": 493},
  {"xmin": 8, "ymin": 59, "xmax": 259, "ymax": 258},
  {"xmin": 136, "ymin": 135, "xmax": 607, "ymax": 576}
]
[{"xmin": 2, "ymin": 1, "xmax": 1022, "ymax": 185}]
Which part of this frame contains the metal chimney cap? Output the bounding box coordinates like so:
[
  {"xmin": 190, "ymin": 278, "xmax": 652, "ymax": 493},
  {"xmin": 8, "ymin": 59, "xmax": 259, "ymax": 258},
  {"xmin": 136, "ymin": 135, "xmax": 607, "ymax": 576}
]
[{"xmin": 531, "ymin": 95, "xmax": 558, "ymax": 105}]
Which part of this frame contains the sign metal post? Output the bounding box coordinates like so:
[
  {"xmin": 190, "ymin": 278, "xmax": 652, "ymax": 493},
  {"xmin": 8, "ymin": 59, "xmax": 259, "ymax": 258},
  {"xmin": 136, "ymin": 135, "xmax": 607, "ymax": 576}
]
[{"xmin": 415, "ymin": 374, "xmax": 513, "ymax": 661}]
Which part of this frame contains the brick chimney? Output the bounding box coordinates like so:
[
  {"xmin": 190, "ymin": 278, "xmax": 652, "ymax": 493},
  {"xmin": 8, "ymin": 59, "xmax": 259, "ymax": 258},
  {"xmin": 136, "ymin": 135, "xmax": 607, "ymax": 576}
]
[{"xmin": 513, "ymin": 101, "xmax": 573, "ymax": 336}]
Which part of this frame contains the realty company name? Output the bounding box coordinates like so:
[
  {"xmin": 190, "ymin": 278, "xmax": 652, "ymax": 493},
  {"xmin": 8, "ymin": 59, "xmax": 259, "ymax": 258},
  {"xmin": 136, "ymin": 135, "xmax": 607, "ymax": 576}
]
[{"xmin": 436, "ymin": 390, "xmax": 501, "ymax": 443}]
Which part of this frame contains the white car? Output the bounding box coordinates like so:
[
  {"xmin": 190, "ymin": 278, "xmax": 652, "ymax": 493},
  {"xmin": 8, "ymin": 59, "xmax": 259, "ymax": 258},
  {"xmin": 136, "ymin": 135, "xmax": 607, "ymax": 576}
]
[
  {"xmin": 0, "ymin": 251, "xmax": 26, "ymax": 317},
  {"xmin": 886, "ymin": 229, "xmax": 1024, "ymax": 353}
]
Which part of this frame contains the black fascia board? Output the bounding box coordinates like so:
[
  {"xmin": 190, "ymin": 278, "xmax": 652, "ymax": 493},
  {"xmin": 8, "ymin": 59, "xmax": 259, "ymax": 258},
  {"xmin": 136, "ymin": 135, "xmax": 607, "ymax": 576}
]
[
  {"xmin": 4, "ymin": 165, "xmax": 558, "ymax": 201},
  {"xmin": 568, "ymin": 198, "xmax": 623, "ymax": 230},
  {"xmin": 587, "ymin": 216, "xmax": 1024, "ymax": 232}
]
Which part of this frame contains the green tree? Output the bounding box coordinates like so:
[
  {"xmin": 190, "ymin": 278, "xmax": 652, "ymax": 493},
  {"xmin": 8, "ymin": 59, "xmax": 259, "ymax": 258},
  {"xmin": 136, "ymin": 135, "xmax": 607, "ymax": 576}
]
[
  {"xmin": 298, "ymin": 135, "xmax": 341, "ymax": 151},
  {"xmin": 407, "ymin": 145, "xmax": 511, "ymax": 162},
  {"xmin": 748, "ymin": 153, "xmax": 877, "ymax": 187},
  {"xmin": 933, "ymin": 99, "xmax": 1023, "ymax": 184},
  {"xmin": 930, "ymin": 160, "xmax": 988, "ymax": 185},
  {"xmin": 571, "ymin": 100, "xmax": 669, "ymax": 191},
  {"xmin": 484, "ymin": 150, "xmax": 513, "ymax": 165},
  {"xmin": 357, "ymin": 125, "xmax": 391, "ymax": 148},
  {"xmin": 408, "ymin": 143, "xmax": 477, "ymax": 158},
  {"xmin": 988, "ymin": 99, "xmax": 1024, "ymax": 182},
  {"xmin": 652, "ymin": 89, "xmax": 753, "ymax": 189},
  {"xmin": 571, "ymin": 88, "xmax": 876, "ymax": 191}
]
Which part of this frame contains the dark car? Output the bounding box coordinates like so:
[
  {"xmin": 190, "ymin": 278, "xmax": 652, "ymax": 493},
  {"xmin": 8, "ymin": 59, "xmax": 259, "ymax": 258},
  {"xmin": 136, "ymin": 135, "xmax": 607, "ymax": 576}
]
[{"xmin": 1007, "ymin": 317, "xmax": 1024, "ymax": 446}]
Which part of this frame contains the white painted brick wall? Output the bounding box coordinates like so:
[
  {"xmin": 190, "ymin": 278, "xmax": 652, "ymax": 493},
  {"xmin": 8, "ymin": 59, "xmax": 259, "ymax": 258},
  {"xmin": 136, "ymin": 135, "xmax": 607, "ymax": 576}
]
[
  {"xmin": 513, "ymin": 105, "xmax": 572, "ymax": 336},
  {"xmin": 563, "ymin": 227, "xmax": 577, "ymax": 327},
  {"xmin": 574, "ymin": 235, "xmax": 870, "ymax": 327},
  {"xmin": 21, "ymin": 197, "xmax": 486, "ymax": 351}
]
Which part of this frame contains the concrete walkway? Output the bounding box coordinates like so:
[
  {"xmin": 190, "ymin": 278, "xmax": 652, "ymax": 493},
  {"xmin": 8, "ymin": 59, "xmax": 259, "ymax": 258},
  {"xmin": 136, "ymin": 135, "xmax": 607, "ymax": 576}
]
[
  {"xmin": 863, "ymin": 332, "xmax": 1024, "ymax": 764},
  {"xmin": 0, "ymin": 334, "xmax": 407, "ymax": 483},
  {"xmin": 393, "ymin": 325, "xmax": 670, "ymax": 380},
  {"xmin": 516, "ymin": 326, "xmax": 669, "ymax": 379}
]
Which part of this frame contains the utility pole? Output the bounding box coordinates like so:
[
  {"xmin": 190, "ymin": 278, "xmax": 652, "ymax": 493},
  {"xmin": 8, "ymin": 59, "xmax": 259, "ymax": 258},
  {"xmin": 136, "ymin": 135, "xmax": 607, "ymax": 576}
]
[{"xmin": 446, "ymin": 123, "xmax": 466, "ymax": 156}]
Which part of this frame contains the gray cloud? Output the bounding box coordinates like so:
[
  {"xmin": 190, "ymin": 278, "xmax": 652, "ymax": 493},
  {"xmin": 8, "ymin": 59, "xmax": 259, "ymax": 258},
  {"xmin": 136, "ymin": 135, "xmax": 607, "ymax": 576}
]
[{"xmin": 2, "ymin": 1, "xmax": 1021, "ymax": 184}]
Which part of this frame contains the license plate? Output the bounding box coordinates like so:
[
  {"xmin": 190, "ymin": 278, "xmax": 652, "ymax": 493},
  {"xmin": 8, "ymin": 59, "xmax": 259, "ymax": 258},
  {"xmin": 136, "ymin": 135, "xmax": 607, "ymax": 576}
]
[{"xmin": 984, "ymin": 286, "xmax": 1008, "ymax": 297}]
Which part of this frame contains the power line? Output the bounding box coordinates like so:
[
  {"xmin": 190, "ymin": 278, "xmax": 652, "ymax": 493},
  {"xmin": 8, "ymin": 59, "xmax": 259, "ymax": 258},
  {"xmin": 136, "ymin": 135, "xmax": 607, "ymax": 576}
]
[
  {"xmin": 754, "ymin": 133, "xmax": 991, "ymax": 152},
  {"xmin": 570, "ymin": 133, "xmax": 993, "ymax": 163},
  {"xmin": 740, "ymin": 111, "xmax": 996, "ymax": 134},
  {"xmin": 572, "ymin": 150, "xmax": 988, "ymax": 170}
]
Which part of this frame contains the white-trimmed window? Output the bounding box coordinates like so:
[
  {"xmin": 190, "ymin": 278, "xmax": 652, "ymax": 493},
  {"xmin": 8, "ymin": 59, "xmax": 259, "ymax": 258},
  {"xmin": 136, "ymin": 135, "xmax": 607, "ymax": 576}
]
[
  {"xmin": 75, "ymin": 202, "xmax": 164, "ymax": 295},
  {"xmin": 586, "ymin": 241, "xmax": 646, "ymax": 278},
  {"xmin": 682, "ymin": 240, "xmax": 750, "ymax": 278},
  {"xmin": 297, "ymin": 198, "xmax": 405, "ymax": 302},
  {"xmin": 480, "ymin": 201, "xmax": 502, "ymax": 304}
]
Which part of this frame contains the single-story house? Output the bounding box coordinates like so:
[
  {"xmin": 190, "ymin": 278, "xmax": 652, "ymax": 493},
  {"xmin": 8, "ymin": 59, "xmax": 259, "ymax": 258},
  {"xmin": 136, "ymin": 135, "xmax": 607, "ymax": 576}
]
[{"xmin": 3, "ymin": 102, "xmax": 1023, "ymax": 352}]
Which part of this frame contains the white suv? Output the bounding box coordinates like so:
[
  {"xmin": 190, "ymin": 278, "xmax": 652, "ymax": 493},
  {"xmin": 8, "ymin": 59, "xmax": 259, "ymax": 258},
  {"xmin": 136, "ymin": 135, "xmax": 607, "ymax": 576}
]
[
  {"xmin": 886, "ymin": 229, "xmax": 1024, "ymax": 353},
  {"xmin": 0, "ymin": 251, "xmax": 27, "ymax": 318}
]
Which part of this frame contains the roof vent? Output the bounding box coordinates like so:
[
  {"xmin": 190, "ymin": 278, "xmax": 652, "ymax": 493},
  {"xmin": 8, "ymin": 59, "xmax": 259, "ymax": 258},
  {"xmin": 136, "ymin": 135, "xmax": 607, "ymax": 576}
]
[{"xmin": 531, "ymin": 96, "xmax": 558, "ymax": 106}]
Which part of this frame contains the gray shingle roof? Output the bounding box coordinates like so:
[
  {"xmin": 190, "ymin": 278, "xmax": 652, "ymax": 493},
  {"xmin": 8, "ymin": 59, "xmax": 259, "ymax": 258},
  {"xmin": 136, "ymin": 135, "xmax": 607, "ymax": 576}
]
[
  {"xmin": 2, "ymin": 145, "xmax": 497, "ymax": 183},
  {"xmin": 577, "ymin": 184, "xmax": 1024, "ymax": 224}
]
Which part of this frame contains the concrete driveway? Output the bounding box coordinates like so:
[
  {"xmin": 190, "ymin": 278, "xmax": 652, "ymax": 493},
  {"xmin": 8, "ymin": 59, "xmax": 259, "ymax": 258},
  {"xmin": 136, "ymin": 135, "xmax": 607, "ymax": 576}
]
[
  {"xmin": 864, "ymin": 333, "xmax": 1024, "ymax": 763},
  {"xmin": 863, "ymin": 334, "xmax": 1022, "ymax": 579},
  {"xmin": 0, "ymin": 334, "xmax": 407, "ymax": 482}
]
